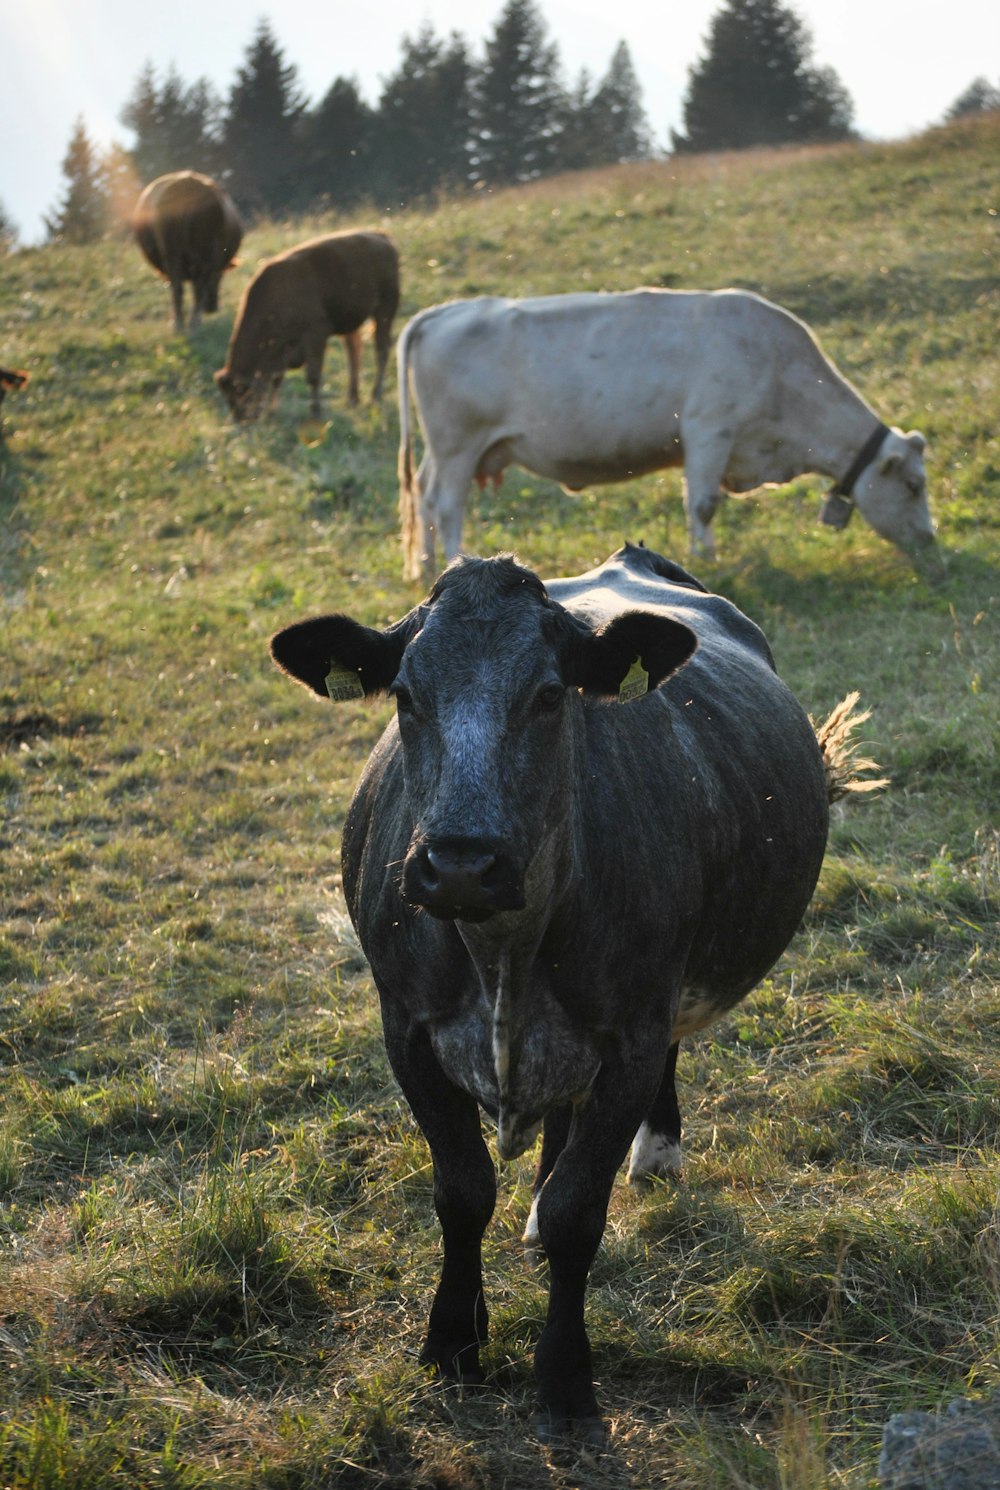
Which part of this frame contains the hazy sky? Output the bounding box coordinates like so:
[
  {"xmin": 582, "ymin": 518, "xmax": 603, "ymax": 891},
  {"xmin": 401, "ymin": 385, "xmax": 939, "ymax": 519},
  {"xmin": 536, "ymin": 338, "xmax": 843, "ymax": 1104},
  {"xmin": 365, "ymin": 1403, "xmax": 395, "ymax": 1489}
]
[{"xmin": 2, "ymin": 0, "xmax": 998, "ymax": 244}]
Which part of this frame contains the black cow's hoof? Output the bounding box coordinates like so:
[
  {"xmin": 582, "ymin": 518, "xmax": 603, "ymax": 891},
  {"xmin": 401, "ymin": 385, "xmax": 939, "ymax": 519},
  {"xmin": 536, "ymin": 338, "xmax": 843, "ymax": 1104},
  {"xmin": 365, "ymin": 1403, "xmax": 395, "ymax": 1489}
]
[
  {"xmin": 532, "ymin": 1411, "xmax": 608, "ymax": 1449},
  {"xmin": 418, "ymin": 1341, "xmax": 485, "ymax": 1386}
]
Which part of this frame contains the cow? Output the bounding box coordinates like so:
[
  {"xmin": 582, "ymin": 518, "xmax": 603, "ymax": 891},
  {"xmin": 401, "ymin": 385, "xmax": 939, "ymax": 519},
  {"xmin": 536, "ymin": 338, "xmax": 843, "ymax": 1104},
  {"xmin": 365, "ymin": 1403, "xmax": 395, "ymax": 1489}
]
[
  {"xmin": 214, "ymin": 231, "xmax": 400, "ymax": 423},
  {"xmin": 132, "ymin": 172, "xmax": 243, "ymax": 334},
  {"xmin": 397, "ymin": 289, "xmax": 936, "ymax": 581},
  {"xmin": 0, "ymin": 367, "xmax": 29, "ymax": 443},
  {"xmin": 270, "ymin": 541, "xmax": 852, "ymax": 1441}
]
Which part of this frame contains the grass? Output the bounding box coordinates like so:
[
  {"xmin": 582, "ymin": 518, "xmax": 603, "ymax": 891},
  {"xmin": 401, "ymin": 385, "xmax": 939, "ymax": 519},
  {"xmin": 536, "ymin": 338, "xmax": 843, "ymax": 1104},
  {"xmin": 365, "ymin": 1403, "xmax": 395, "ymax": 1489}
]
[{"xmin": 1, "ymin": 111, "xmax": 998, "ymax": 1487}]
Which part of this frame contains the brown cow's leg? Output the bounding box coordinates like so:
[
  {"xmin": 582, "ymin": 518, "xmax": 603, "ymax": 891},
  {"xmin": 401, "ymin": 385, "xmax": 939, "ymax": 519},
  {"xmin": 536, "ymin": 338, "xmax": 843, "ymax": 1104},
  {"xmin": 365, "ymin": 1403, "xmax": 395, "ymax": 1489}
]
[
  {"xmin": 343, "ymin": 329, "xmax": 362, "ymax": 407},
  {"xmin": 371, "ymin": 313, "xmax": 394, "ymax": 402},
  {"xmin": 304, "ymin": 338, "xmax": 329, "ymax": 418},
  {"xmin": 170, "ymin": 278, "xmax": 185, "ymax": 334}
]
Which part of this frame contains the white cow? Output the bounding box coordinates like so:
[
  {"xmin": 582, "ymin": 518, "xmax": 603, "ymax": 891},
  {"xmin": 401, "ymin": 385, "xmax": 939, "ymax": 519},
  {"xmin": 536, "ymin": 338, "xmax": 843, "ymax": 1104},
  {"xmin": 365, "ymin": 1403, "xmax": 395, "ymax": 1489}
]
[{"xmin": 397, "ymin": 289, "xmax": 935, "ymax": 581}]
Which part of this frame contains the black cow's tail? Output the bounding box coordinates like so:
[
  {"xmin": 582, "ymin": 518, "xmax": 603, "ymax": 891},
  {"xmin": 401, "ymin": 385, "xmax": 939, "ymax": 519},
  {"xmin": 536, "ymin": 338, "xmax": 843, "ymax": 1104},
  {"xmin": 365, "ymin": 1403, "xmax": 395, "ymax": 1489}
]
[{"xmin": 813, "ymin": 692, "xmax": 888, "ymax": 803}]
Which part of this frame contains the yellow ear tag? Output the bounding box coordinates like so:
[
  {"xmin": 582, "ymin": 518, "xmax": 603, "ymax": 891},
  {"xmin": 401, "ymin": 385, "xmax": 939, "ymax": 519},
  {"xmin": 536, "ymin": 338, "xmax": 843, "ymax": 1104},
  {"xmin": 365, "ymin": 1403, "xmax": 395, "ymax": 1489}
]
[
  {"xmin": 325, "ymin": 665, "xmax": 364, "ymax": 702},
  {"xmin": 619, "ymin": 656, "xmax": 649, "ymax": 703}
]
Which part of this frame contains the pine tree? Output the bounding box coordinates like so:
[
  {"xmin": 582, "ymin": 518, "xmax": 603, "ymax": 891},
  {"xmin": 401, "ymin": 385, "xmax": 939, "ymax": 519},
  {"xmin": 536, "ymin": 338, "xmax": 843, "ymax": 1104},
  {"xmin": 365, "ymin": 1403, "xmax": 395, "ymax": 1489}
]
[
  {"xmin": 299, "ymin": 77, "xmax": 374, "ymax": 209},
  {"xmin": 943, "ymin": 76, "xmax": 1000, "ymax": 122},
  {"xmin": 121, "ymin": 63, "xmax": 223, "ymax": 184},
  {"xmin": 672, "ymin": 0, "xmax": 854, "ymax": 153},
  {"xmin": 587, "ymin": 41, "xmax": 652, "ymax": 164},
  {"xmin": 223, "ymin": 20, "xmax": 308, "ymax": 216},
  {"xmin": 374, "ymin": 25, "xmax": 473, "ymax": 201},
  {"xmin": 45, "ymin": 117, "xmax": 109, "ymax": 243},
  {"xmin": 0, "ymin": 200, "xmax": 18, "ymax": 253},
  {"xmin": 472, "ymin": 0, "xmax": 566, "ymax": 184}
]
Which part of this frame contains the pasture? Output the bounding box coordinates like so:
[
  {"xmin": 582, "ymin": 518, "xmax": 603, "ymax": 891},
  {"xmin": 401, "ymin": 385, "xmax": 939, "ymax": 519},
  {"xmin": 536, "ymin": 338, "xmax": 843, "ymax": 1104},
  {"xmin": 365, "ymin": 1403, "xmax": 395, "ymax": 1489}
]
[{"xmin": 1, "ymin": 112, "xmax": 998, "ymax": 1488}]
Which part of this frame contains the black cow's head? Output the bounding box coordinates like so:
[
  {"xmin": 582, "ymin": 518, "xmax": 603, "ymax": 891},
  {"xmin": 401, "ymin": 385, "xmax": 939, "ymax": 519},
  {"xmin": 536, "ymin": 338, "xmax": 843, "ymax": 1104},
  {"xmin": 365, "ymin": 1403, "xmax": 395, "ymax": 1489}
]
[{"xmin": 271, "ymin": 556, "xmax": 697, "ymax": 924}]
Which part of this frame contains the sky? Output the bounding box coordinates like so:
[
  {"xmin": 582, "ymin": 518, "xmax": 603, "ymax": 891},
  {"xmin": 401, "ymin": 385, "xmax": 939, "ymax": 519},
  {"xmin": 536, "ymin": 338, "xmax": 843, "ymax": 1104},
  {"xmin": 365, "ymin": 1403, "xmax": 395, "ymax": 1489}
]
[{"xmin": 2, "ymin": 0, "xmax": 998, "ymax": 244}]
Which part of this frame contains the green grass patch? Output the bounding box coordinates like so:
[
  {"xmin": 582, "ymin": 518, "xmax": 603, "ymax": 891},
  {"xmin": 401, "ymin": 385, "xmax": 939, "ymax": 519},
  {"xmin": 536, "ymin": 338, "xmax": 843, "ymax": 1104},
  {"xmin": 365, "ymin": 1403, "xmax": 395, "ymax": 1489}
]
[{"xmin": 1, "ymin": 117, "xmax": 998, "ymax": 1486}]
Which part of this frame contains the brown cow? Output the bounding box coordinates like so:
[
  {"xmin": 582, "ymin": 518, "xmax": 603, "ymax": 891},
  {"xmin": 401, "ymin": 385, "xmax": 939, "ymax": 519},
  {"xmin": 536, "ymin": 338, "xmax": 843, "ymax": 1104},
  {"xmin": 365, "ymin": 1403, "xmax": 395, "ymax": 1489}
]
[
  {"xmin": 214, "ymin": 231, "xmax": 400, "ymax": 422},
  {"xmin": 133, "ymin": 171, "xmax": 243, "ymax": 334},
  {"xmin": 0, "ymin": 367, "xmax": 29, "ymax": 443}
]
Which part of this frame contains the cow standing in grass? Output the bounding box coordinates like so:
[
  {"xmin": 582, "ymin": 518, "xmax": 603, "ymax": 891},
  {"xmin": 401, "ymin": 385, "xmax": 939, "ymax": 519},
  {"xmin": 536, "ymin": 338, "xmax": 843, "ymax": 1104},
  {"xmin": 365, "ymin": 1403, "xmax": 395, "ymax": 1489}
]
[
  {"xmin": 215, "ymin": 231, "xmax": 400, "ymax": 422},
  {"xmin": 270, "ymin": 542, "xmax": 865, "ymax": 1441},
  {"xmin": 396, "ymin": 288, "xmax": 935, "ymax": 580},
  {"xmin": 133, "ymin": 172, "xmax": 243, "ymax": 334}
]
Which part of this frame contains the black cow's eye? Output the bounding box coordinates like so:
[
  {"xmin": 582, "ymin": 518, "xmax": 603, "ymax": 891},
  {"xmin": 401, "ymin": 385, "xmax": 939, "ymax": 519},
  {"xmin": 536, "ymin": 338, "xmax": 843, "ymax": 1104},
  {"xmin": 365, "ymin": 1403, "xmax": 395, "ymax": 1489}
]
[
  {"xmin": 535, "ymin": 683, "xmax": 564, "ymax": 713},
  {"xmin": 391, "ymin": 684, "xmax": 413, "ymax": 713}
]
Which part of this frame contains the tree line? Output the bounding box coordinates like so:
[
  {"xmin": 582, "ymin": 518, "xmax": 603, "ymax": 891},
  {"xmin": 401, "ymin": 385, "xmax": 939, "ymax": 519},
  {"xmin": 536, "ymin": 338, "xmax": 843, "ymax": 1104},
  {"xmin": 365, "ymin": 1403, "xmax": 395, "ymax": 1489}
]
[{"xmin": 17, "ymin": 0, "xmax": 998, "ymax": 248}]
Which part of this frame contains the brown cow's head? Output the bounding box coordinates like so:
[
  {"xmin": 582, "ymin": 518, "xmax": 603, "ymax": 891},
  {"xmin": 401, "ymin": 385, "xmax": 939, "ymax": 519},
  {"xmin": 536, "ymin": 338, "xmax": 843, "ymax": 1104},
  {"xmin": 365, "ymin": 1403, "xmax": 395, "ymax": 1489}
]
[{"xmin": 214, "ymin": 367, "xmax": 276, "ymax": 423}]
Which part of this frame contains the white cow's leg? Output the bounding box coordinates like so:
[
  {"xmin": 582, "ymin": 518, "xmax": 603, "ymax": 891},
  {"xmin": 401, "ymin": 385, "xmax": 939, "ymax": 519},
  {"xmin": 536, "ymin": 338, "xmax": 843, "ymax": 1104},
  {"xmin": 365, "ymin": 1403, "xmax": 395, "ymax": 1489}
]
[
  {"xmin": 418, "ymin": 453, "xmax": 478, "ymax": 583},
  {"xmin": 682, "ymin": 435, "xmax": 731, "ymax": 560}
]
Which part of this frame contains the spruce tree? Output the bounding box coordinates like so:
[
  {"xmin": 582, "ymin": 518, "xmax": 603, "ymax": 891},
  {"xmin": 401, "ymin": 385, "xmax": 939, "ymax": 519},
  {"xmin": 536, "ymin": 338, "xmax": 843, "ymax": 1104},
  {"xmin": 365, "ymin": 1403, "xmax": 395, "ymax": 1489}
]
[
  {"xmin": 300, "ymin": 77, "xmax": 374, "ymax": 209},
  {"xmin": 45, "ymin": 118, "xmax": 109, "ymax": 243},
  {"xmin": 672, "ymin": 0, "xmax": 854, "ymax": 152},
  {"xmin": 374, "ymin": 25, "xmax": 473, "ymax": 201},
  {"xmin": 588, "ymin": 41, "xmax": 652, "ymax": 163},
  {"xmin": 121, "ymin": 63, "xmax": 222, "ymax": 184},
  {"xmin": 0, "ymin": 201, "xmax": 18, "ymax": 253},
  {"xmin": 472, "ymin": 0, "xmax": 566, "ymax": 184},
  {"xmin": 223, "ymin": 20, "xmax": 308, "ymax": 216},
  {"xmin": 944, "ymin": 76, "xmax": 1000, "ymax": 121}
]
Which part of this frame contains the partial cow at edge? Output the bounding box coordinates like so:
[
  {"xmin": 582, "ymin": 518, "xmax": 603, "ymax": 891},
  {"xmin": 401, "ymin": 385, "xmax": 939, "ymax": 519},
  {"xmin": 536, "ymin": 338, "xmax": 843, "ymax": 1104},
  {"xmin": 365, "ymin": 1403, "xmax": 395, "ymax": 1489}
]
[
  {"xmin": 270, "ymin": 541, "xmax": 879, "ymax": 1441},
  {"xmin": 132, "ymin": 171, "xmax": 243, "ymax": 334},
  {"xmin": 215, "ymin": 231, "xmax": 400, "ymax": 423},
  {"xmin": 0, "ymin": 367, "xmax": 29, "ymax": 443},
  {"xmin": 397, "ymin": 288, "xmax": 936, "ymax": 581}
]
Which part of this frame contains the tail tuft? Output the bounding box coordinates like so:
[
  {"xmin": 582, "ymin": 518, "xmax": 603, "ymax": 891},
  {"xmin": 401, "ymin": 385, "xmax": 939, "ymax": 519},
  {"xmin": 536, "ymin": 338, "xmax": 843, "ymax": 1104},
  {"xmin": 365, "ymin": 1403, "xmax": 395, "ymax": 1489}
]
[{"xmin": 813, "ymin": 691, "xmax": 889, "ymax": 803}]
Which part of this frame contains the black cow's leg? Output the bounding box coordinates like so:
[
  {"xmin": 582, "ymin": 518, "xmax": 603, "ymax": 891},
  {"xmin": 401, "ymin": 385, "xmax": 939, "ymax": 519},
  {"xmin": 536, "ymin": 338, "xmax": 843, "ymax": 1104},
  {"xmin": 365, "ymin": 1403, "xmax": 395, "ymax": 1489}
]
[
  {"xmin": 627, "ymin": 1040, "xmax": 682, "ymax": 1181},
  {"xmin": 522, "ymin": 1104, "xmax": 572, "ymax": 1253},
  {"xmin": 532, "ymin": 1046, "xmax": 667, "ymax": 1439},
  {"xmin": 380, "ymin": 1000, "xmax": 496, "ymax": 1381}
]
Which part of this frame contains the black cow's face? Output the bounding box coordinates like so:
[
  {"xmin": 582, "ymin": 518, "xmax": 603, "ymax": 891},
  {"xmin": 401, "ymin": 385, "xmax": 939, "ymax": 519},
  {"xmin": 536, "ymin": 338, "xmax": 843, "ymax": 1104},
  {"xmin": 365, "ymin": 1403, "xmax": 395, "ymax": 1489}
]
[
  {"xmin": 270, "ymin": 556, "xmax": 698, "ymax": 924},
  {"xmin": 390, "ymin": 583, "xmax": 575, "ymax": 922}
]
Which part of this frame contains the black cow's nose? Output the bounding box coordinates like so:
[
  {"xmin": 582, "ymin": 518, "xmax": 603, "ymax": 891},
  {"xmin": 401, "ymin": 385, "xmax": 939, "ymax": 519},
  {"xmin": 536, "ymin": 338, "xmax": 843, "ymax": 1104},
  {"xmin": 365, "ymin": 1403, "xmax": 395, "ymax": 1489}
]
[
  {"xmin": 403, "ymin": 838, "xmax": 525, "ymax": 920},
  {"xmin": 425, "ymin": 843, "xmax": 497, "ymax": 897}
]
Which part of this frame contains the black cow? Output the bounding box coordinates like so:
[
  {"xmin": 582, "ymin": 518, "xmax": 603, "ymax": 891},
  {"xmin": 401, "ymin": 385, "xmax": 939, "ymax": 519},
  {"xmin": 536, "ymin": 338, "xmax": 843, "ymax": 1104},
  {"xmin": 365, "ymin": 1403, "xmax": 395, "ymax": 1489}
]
[{"xmin": 270, "ymin": 544, "xmax": 833, "ymax": 1440}]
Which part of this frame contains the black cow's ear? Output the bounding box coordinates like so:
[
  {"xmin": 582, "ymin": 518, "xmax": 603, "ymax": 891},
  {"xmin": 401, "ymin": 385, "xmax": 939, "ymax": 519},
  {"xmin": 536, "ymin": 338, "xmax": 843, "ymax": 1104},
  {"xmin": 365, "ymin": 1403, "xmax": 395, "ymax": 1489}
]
[
  {"xmin": 562, "ymin": 610, "xmax": 698, "ymax": 699},
  {"xmin": 270, "ymin": 613, "xmax": 416, "ymax": 701}
]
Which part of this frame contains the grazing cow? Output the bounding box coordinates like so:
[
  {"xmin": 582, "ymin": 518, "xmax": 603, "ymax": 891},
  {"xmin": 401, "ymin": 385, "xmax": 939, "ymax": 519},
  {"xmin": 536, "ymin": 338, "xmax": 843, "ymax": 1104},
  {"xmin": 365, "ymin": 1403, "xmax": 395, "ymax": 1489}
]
[
  {"xmin": 132, "ymin": 171, "xmax": 243, "ymax": 333},
  {"xmin": 0, "ymin": 367, "xmax": 29, "ymax": 442},
  {"xmin": 214, "ymin": 231, "xmax": 400, "ymax": 422},
  {"xmin": 271, "ymin": 542, "xmax": 843, "ymax": 1440},
  {"xmin": 397, "ymin": 289, "xmax": 935, "ymax": 580}
]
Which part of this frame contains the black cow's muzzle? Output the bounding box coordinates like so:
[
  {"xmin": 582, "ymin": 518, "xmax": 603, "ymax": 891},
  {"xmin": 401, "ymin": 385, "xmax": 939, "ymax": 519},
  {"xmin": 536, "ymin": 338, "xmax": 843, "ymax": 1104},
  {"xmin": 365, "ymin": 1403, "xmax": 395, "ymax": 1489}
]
[{"xmin": 402, "ymin": 837, "xmax": 526, "ymax": 922}]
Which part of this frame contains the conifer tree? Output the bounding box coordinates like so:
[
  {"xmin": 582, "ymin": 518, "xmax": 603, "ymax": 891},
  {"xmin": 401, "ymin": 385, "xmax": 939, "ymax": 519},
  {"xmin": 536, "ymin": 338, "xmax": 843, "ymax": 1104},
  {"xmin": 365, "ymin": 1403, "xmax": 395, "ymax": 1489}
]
[
  {"xmin": 121, "ymin": 63, "xmax": 222, "ymax": 184},
  {"xmin": 587, "ymin": 41, "xmax": 652, "ymax": 163},
  {"xmin": 374, "ymin": 25, "xmax": 473, "ymax": 201},
  {"xmin": 672, "ymin": 0, "xmax": 854, "ymax": 152},
  {"xmin": 943, "ymin": 76, "xmax": 1000, "ymax": 121},
  {"xmin": 300, "ymin": 77, "xmax": 374, "ymax": 209},
  {"xmin": 0, "ymin": 201, "xmax": 18, "ymax": 253},
  {"xmin": 472, "ymin": 0, "xmax": 566, "ymax": 184},
  {"xmin": 223, "ymin": 20, "xmax": 308, "ymax": 216},
  {"xmin": 45, "ymin": 118, "xmax": 109, "ymax": 243}
]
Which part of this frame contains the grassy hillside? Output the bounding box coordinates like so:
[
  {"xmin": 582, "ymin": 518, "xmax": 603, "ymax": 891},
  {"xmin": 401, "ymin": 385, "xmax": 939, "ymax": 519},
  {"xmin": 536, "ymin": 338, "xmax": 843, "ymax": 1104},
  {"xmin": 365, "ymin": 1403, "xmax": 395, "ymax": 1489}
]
[{"xmin": 1, "ymin": 112, "xmax": 998, "ymax": 1488}]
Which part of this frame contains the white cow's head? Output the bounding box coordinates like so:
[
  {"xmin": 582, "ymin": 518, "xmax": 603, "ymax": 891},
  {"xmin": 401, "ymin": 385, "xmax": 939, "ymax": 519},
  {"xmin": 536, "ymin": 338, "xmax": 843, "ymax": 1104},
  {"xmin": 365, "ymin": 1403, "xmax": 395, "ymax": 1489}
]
[{"xmin": 853, "ymin": 429, "xmax": 935, "ymax": 552}]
